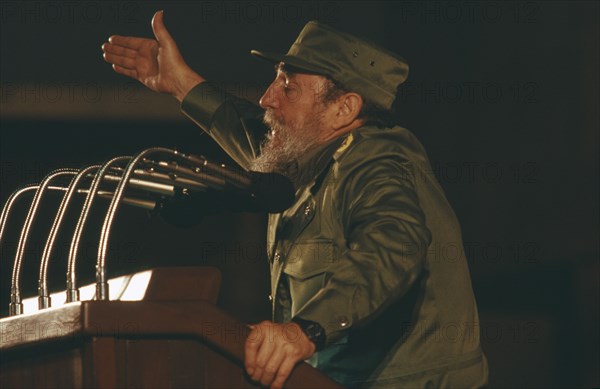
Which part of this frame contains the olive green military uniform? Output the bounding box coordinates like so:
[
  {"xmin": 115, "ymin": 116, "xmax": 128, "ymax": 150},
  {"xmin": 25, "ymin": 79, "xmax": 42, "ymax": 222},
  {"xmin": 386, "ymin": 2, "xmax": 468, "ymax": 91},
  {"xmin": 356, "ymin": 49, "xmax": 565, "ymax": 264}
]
[{"xmin": 181, "ymin": 80, "xmax": 488, "ymax": 387}]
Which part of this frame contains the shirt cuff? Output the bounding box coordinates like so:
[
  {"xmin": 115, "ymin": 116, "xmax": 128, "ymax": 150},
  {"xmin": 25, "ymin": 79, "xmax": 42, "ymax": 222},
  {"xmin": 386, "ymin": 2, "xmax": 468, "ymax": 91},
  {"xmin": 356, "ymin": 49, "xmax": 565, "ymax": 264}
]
[{"xmin": 180, "ymin": 81, "xmax": 230, "ymax": 133}]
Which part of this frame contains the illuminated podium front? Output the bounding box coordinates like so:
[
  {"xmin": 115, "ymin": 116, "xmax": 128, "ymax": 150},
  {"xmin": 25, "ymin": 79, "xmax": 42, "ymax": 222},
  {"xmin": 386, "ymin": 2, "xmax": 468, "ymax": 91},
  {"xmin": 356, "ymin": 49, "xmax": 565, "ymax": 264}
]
[{"xmin": 0, "ymin": 267, "xmax": 342, "ymax": 388}]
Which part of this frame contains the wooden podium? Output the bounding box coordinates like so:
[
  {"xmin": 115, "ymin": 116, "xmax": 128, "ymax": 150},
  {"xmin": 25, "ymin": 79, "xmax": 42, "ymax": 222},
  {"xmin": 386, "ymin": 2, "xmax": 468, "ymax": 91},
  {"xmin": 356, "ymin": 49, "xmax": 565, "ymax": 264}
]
[{"xmin": 0, "ymin": 267, "xmax": 342, "ymax": 388}]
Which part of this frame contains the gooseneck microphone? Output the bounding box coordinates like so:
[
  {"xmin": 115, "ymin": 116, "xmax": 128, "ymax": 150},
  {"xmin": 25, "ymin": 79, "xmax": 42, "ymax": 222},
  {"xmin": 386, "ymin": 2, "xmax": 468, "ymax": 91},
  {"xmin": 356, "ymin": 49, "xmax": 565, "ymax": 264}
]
[
  {"xmin": 0, "ymin": 185, "xmax": 68, "ymax": 247},
  {"xmin": 95, "ymin": 148, "xmax": 184, "ymax": 301},
  {"xmin": 37, "ymin": 165, "xmax": 101, "ymax": 310},
  {"xmin": 143, "ymin": 157, "xmax": 296, "ymax": 213},
  {"xmin": 93, "ymin": 148, "xmax": 296, "ymax": 301},
  {"xmin": 1, "ymin": 147, "xmax": 296, "ymax": 315},
  {"xmin": 1, "ymin": 186, "xmax": 69, "ymax": 306},
  {"xmin": 66, "ymin": 156, "xmax": 131, "ymax": 303},
  {"xmin": 9, "ymin": 168, "xmax": 79, "ymax": 316},
  {"xmin": 1, "ymin": 177, "xmax": 164, "ymax": 313}
]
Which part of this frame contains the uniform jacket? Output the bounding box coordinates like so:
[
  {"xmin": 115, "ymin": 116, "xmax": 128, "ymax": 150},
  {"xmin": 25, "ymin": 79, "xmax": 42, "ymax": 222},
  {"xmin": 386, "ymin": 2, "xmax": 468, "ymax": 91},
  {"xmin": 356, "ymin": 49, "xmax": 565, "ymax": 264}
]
[{"xmin": 181, "ymin": 82, "xmax": 488, "ymax": 388}]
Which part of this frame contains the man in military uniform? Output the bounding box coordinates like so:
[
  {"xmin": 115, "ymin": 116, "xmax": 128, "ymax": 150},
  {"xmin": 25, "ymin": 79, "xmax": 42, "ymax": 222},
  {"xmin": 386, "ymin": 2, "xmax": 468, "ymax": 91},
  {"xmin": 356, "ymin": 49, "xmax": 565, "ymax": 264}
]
[{"xmin": 102, "ymin": 11, "xmax": 488, "ymax": 389}]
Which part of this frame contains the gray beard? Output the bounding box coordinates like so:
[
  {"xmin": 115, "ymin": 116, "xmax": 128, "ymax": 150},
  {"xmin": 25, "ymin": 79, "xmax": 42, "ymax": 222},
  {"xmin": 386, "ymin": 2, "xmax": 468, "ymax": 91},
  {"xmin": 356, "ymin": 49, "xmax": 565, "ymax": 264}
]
[{"xmin": 250, "ymin": 109, "xmax": 323, "ymax": 179}]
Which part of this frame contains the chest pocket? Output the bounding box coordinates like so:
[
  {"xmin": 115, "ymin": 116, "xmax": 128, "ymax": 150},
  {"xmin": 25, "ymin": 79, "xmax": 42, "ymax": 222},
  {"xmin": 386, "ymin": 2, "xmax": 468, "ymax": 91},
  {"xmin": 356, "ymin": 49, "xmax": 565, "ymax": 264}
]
[{"xmin": 283, "ymin": 239, "xmax": 337, "ymax": 316}]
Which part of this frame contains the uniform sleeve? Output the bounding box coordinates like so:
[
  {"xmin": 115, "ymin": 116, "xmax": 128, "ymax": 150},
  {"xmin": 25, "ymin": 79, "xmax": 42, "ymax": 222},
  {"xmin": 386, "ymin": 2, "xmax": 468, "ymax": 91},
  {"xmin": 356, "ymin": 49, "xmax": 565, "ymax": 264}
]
[
  {"xmin": 180, "ymin": 81, "xmax": 267, "ymax": 170},
  {"xmin": 294, "ymin": 158, "xmax": 432, "ymax": 345}
]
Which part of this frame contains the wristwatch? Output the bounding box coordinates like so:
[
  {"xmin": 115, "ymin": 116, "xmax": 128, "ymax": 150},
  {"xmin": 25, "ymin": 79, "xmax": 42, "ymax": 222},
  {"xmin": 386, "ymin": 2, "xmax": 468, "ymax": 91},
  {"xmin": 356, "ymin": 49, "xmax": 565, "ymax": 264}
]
[{"xmin": 291, "ymin": 317, "xmax": 326, "ymax": 351}]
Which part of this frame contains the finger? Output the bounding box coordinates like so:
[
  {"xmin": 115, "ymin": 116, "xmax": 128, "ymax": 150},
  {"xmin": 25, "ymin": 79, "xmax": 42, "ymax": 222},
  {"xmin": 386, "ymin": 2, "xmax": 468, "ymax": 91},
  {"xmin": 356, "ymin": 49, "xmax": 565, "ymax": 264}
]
[
  {"xmin": 253, "ymin": 331, "xmax": 277, "ymax": 383},
  {"xmin": 108, "ymin": 35, "xmax": 149, "ymax": 50},
  {"xmin": 245, "ymin": 327, "xmax": 262, "ymax": 376},
  {"xmin": 102, "ymin": 42, "xmax": 137, "ymax": 59},
  {"xmin": 103, "ymin": 52, "xmax": 136, "ymax": 70},
  {"xmin": 259, "ymin": 349, "xmax": 285, "ymax": 387},
  {"xmin": 270, "ymin": 357, "xmax": 297, "ymax": 389},
  {"xmin": 151, "ymin": 10, "xmax": 175, "ymax": 44},
  {"xmin": 112, "ymin": 64, "xmax": 137, "ymax": 79}
]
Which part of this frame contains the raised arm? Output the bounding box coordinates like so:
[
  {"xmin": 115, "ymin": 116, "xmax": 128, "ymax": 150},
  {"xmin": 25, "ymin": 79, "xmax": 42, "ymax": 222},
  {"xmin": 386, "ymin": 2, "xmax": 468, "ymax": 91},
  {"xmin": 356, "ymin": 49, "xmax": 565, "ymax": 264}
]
[
  {"xmin": 101, "ymin": 10, "xmax": 203, "ymax": 102},
  {"xmin": 102, "ymin": 10, "xmax": 266, "ymax": 168}
]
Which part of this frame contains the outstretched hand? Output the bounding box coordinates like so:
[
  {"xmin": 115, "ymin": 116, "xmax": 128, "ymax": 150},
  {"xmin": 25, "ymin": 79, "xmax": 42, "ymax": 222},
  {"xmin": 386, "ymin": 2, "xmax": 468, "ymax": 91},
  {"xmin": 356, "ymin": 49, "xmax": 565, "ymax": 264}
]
[{"xmin": 101, "ymin": 10, "xmax": 204, "ymax": 101}]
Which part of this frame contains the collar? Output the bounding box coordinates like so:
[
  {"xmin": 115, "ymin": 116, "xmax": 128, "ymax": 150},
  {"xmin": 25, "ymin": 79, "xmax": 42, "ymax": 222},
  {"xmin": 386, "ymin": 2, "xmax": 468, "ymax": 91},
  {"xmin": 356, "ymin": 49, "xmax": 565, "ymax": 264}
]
[{"xmin": 289, "ymin": 133, "xmax": 354, "ymax": 189}]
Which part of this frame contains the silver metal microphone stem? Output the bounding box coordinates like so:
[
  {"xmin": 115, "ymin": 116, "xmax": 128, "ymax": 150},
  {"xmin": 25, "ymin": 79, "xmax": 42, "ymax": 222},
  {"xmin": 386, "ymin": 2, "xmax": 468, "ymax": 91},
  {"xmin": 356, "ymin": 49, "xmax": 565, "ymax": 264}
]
[
  {"xmin": 1, "ymin": 185, "xmax": 68, "ymax": 247},
  {"xmin": 9, "ymin": 168, "xmax": 79, "ymax": 316},
  {"xmin": 102, "ymin": 172, "xmax": 178, "ymax": 196},
  {"xmin": 183, "ymin": 154, "xmax": 252, "ymax": 189},
  {"xmin": 93, "ymin": 191, "xmax": 158, "ymax": 210},
  {"xmin": 96, "ymin": 148, "xmax": 186, "ymax": 301},
  {"xmin": 38, "ymin": 165, "xmax": 101, "ymax": 310},
  {"xmin": 66, "ymin": 156, "xmax": 131, "ymax": 303},
  {"xmin": 1, "ymin": 185, "xmax": 69, "ymax": 304},
  {"xmin": 145, "ymin": 159, "xmax": 227, "ymax": 190}
]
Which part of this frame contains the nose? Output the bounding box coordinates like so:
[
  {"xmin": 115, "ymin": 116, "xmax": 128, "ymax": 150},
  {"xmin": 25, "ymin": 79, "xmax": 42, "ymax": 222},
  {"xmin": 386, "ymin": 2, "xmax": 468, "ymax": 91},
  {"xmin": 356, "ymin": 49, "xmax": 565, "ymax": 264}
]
[{"xmin": 259, "ymin": 80, "xmax": 280, "ymax": 110}]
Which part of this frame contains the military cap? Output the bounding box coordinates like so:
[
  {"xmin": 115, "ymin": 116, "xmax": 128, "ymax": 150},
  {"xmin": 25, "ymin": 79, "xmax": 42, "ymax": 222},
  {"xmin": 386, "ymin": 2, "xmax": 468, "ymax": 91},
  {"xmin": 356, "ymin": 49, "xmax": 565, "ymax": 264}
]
[{"xmin": 251, "ymin": 21, "xmax": 409, "ymax": 110}]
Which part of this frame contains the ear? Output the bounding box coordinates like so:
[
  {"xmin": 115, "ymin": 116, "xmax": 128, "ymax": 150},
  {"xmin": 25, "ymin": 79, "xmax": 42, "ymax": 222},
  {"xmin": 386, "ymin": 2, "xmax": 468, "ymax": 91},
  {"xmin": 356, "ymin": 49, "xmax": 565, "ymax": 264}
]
[{"xmin": 332, "ymin": 92, "xmax": 363, "ymax": 129}]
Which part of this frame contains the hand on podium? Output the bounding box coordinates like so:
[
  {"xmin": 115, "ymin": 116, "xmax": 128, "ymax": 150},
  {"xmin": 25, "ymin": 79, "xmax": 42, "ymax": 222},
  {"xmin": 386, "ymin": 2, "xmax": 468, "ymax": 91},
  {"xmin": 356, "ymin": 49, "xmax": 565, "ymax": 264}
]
[{"xmin": 245, "ymin": 320, "xmax": 316, "ymax": 389}]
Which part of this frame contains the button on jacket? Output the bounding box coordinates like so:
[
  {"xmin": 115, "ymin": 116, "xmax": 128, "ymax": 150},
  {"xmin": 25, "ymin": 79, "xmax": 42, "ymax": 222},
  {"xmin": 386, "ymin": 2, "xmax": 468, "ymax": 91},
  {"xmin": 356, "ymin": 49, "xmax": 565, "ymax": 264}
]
[{"xmin": 181, "ymin": 82, "xmax": 488, "ymax": 388}]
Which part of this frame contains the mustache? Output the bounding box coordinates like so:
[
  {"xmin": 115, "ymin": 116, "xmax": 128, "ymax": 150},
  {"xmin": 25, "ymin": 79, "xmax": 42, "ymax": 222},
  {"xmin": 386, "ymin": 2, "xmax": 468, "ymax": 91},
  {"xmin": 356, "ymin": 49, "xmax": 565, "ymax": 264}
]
[
  {"xmin": 263, "ymin": 109, "xmax": 276, "ymax": 124},
  {"xmin": 263, "ymin": 109, "xmax": 283, "ymax": 130},
  {"xmin": 262, "ymin": 110, "xmax": 289, "ymax": 142}
]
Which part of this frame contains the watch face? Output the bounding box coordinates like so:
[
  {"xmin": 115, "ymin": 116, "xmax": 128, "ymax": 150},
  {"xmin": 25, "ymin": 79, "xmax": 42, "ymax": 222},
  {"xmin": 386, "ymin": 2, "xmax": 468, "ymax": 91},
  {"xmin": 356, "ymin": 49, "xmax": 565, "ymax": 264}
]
[
  {"xmin": 303, "ymin": 322, "xmax": 325, "ymax": 350},
  {"xmin": 292, "ymin": 317, "xmax": 326, "ymax": 350},
  {"xmin": 308, "ymin": 323, "xmax": 323, "ymax": 339}
]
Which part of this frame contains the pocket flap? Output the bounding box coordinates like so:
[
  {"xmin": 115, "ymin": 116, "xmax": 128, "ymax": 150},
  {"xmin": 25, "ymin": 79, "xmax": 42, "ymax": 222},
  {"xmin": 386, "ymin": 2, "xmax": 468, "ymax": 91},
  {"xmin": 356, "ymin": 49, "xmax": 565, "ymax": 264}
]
[{"xmin": 283, "ymin": 240, "xmax": 337, "ymax": 279}]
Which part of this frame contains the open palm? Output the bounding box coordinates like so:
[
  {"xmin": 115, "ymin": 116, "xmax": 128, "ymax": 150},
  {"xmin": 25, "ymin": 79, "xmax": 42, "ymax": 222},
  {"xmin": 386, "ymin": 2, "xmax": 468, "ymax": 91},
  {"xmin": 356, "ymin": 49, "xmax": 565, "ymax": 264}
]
[{"xmin": 102, "ymin": 11, "xmax": 203, "ymax": 101}]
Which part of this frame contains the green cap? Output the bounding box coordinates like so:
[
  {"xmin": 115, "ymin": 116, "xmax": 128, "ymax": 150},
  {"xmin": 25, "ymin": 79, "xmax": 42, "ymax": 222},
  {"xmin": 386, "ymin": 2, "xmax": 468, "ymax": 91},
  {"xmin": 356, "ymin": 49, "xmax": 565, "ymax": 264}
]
[{"xmin": 251, "ymin": 21, "xmax": 409, "ymax": 110}]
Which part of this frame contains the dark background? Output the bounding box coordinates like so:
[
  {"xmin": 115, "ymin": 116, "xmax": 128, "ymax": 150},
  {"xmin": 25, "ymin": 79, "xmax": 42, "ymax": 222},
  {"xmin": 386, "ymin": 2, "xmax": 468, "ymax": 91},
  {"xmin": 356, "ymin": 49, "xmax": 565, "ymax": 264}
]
[{"xmin": 1, "ymin": 1, "xmax": 598, "ymax": 387}]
